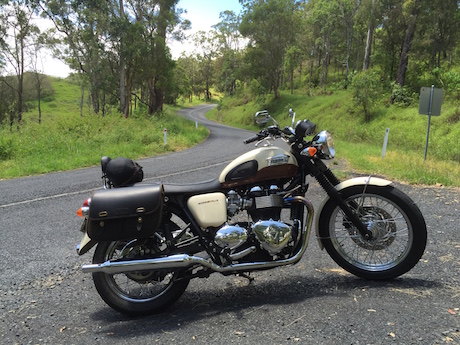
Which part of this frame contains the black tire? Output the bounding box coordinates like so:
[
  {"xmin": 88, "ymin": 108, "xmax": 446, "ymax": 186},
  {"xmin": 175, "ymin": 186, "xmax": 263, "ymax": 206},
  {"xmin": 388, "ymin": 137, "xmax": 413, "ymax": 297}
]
[
  {"xmin": 318, "ymin": 185, "xmax": 427, "ymax": 280},
  {"xmin": 92, "ymin": 240, "xmax": 189, "ymax": 316}
]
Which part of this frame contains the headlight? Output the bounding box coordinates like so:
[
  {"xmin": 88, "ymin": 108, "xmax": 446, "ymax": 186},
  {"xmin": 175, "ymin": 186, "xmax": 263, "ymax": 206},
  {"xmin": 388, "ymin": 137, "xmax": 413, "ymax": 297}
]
[{"xmin": 315, "ymin": 130, "xmax": 335, "ymax": 159}]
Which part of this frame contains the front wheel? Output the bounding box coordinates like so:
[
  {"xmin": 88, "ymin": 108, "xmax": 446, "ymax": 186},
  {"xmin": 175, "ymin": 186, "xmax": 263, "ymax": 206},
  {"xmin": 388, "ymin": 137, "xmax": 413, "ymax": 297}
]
[
  {"xmin": 92, "ymin": 240, "xmax": 189, "ymax": 316},
  {"xmin": 318, "ymin": 185, "xmax": 427, "ymax": 280}
]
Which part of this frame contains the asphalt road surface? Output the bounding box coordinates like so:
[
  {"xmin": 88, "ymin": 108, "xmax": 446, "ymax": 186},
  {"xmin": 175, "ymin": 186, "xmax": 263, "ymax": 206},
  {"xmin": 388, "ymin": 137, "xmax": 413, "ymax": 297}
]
[{"xmin": 1, "ymin": 104, "xmax": 459, "ymax": 344}]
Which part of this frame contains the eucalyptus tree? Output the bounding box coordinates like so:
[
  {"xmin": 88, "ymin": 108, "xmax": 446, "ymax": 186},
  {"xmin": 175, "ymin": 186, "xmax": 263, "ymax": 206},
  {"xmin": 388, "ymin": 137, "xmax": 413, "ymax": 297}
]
[
  {"xmin": 359, "ymin": 0, "xmax": 384, "ymax": 71},
  {"xmin": 39, "ymin": 0, "xmax": 113, "ymax": 114},
  {"xmin": 417, "ymin": 0, "xmax": 460, "ymax": 69},
  {"xmin": 284, "ymin": 45, "xmax": 302, "ymax": 94},
  {"xmin": 124, "ymin": 0, "xmax": 189, "ymax": 114},
  {"xmin": 213, "ymin": 10, "xmax": 242, "ymax": 95},
  {"xmin": 39, "ymin": 0, "xmax": 188, "ymax": 115},
  {"xmin": 337, "ymin": 0, "xmax": 361, "ymax": 80},
  {"xmin": 176, "ymin": 53, "xmax": 196, "ymax": 101},
  {"xmin": 394, "ymin": 0, "xmax": 423, "ymax": 88},
  {"xmin": 1, "ymin": 0, "xmax": 41, "ymax": 125},
  {"xmin": 193, "ymin": 30, "xmax": 220, "ymax": 100},
  {"xmin": 0, "ymin": 0, "xmax": 7, "ymax": 69},
  {"xmin": 239, "ymin": 0, "xmax": 302, "ymax": 98},
  {"xmin": 302, "ymin": 0, "xmax": 342, "ymax": 87}
]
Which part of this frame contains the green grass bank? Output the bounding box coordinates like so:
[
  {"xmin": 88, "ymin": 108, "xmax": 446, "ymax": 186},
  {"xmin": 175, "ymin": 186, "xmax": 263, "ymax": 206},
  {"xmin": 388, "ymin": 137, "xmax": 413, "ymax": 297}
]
[{"xmin": 0, "ymin": 78, "xmax": 209, "ymax": 179}]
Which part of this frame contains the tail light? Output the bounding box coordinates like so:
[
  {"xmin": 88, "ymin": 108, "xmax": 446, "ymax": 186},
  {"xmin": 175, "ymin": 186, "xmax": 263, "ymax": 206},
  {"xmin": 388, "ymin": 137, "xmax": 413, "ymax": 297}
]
[{"xmin": 77, "ymin": 198, "xmax": 91, "ymax": 218}]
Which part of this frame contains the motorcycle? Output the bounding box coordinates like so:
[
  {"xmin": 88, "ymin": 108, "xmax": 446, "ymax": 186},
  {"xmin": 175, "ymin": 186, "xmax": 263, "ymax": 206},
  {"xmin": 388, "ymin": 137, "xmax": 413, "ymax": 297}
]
[{"xmin": 76, "ymin": 109, "xmax": 427, "ymax": 316}]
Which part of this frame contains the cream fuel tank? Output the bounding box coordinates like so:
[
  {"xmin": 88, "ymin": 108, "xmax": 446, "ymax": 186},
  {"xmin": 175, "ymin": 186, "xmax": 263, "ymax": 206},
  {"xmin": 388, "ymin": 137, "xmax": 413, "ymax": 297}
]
[{"xmin": 219, "ymin": 146, "xmax": 298, "ymax": 188}]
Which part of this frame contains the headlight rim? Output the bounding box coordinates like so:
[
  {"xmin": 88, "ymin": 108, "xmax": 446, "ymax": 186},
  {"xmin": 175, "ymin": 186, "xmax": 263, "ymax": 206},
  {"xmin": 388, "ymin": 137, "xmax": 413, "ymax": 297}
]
[{"xmin": 315, "ymin": 130, "xmax": 335, "ymax": 159}]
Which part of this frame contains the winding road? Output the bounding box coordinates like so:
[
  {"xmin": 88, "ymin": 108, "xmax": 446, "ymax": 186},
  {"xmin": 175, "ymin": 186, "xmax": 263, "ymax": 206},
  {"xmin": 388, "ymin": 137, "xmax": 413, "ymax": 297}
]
[{"xmin": 0, "ymin": 104, "xmax": 459, "ymax": 344}]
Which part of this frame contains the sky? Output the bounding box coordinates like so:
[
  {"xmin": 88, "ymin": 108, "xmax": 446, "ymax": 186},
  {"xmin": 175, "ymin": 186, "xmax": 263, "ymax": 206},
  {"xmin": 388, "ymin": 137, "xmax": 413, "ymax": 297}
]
[{"xmin": 37, "ymin": 0, "xmax": 243, "ymax": 78}]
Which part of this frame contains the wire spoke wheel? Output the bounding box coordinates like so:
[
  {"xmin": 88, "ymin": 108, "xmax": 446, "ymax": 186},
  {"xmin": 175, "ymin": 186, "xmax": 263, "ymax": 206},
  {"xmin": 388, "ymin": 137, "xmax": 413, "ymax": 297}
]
[
  {"xmin": 331, "ymin": 195, "xmax": 411, "ymax": 270},
  {"xmin": 91, "ymin": 214, "xmax": 190, "ymax": 316},
  {"xmin": 319, "ymin": 185, "xmax": 427, "ymax": 280},
  {"xmin": 102, "ymin": 240, "xmax": 178, "ymax": 303}
]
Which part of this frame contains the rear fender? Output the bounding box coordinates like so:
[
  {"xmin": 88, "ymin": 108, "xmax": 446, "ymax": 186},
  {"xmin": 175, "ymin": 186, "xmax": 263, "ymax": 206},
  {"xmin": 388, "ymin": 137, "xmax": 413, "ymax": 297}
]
[
  {"xmin": 315, "ymin": 176, "xmax": 392, "ymax": 249},
  {"xmin": 77, "ymin": 232, "xmax": 97, "ymax": 255}
]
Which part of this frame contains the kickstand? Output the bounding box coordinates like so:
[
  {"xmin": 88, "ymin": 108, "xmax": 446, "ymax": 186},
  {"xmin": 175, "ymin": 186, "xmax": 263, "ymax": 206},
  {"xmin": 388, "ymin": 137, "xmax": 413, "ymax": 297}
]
[{"xmin": 238, "ymin": 273, "xmax": 254, "ymax": 284}]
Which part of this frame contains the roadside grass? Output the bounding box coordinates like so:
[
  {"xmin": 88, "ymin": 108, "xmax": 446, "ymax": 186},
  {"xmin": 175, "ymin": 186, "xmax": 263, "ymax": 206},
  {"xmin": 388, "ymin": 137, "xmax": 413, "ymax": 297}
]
[
  {"xmin": 337, "ymin": 141, "xmax": 459, "ymax": 186},
  {"xmin": 209, "ymin": 90, "xmax": 460, "ymax": 187},
  {"xmin": 0, "ymin": 77, "xmax": 209, "ymax": 179}
]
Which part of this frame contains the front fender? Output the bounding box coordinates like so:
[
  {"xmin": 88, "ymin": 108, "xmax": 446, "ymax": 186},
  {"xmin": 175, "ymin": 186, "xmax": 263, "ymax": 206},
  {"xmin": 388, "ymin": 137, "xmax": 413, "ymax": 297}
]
[{"xmin": 315, "ymin": 176, "xmax": 392, "ymax": 249}]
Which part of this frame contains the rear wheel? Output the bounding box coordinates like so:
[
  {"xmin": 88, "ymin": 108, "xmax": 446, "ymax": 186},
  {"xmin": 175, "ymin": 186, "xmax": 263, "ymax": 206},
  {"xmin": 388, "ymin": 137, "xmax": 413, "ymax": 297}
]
[
  {"xmin": 318, "ymin": 185, "xmax": 427, "ymax": 280},
  {"xmin": 92, "ymin": 239, "xmax": 189, "ymax": 316}
]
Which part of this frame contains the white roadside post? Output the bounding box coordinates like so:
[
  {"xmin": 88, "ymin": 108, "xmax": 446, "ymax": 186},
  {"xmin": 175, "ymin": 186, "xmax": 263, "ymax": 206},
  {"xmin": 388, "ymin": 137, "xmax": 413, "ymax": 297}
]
[{"xmin": 382, "ymin": 128, "xmax": 390, "ymax": 159}]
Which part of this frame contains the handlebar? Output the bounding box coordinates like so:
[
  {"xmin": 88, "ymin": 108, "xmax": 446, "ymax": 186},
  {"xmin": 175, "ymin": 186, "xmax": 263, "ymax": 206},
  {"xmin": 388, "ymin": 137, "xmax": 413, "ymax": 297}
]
[
  {"xmin": 243, "ymin": 126, "xmax": 293, "ymax": 145},
  {"xmin": 243, "ymin": 134, "xmax": 264, "ymax": 144}
]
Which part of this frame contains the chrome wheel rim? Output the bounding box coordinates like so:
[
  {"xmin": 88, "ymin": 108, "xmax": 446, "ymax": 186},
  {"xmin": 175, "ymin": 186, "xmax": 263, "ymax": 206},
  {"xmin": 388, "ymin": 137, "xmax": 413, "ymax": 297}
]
[
  {"xmin": 103, "ymin": 241, "xmax": 175, "ymax": 303},
  {"xmin": 328, "ymin": 193, "xmax": 413, "ymax": 272}
]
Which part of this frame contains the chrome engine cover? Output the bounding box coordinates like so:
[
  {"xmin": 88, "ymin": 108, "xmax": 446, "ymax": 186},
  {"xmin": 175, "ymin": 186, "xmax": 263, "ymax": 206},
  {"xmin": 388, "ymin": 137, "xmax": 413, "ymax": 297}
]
[
  {"xmin": 253, "ymin": 220, "xmax": 292, "ymax": 255},
  {"xmin": 214, "ymin": 224, "xmax": 248, "ymax": 249}
]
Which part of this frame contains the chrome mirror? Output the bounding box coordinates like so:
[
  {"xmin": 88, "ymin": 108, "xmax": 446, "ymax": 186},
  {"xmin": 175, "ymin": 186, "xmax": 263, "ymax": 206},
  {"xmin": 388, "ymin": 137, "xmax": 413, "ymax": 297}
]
[
  {"xmin": 255, "ymin": 110, "xmax": 271, "ymax": 126},
  {"xmin": 289, "ymin": 108, "xmax": 296, "ymax": 128}
]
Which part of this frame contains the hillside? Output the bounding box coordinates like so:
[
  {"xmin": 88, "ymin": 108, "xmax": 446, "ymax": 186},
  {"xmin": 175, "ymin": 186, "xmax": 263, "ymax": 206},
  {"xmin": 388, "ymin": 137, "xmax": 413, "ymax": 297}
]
[
  {"xmin": 208, "ymin": 90, "xmax": 460, "ymax": 187},
  {"xmin": 0, "ymin": 77, "xmax": 209, "ymax": 179}
]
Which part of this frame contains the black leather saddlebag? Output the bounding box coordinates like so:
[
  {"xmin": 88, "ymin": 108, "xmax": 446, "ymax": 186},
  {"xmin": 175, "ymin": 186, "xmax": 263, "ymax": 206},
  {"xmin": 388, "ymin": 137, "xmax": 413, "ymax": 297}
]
[{"xmin": 87, "ymin": 184, "xmax": 164, "ymax": 241}]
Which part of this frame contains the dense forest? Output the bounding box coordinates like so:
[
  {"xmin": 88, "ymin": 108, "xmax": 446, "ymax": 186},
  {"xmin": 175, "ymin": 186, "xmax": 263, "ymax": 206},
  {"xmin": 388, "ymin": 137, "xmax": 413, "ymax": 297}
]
[{"xmin": 1, "ymin": 0, "xmax": 460, "ymax": 126}]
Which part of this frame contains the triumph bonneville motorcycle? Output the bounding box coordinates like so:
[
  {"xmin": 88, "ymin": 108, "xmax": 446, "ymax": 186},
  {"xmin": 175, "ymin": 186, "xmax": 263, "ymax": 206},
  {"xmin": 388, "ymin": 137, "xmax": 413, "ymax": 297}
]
[{"xmin": 76, "ymin": 110, "xmax": 427, "ymax": 316}]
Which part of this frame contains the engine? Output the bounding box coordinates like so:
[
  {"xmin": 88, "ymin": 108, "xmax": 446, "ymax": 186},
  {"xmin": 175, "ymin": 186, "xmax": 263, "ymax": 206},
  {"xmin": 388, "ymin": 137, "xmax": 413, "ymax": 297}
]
[{"xmin": 213, "ymin": 185, "xmax": 299, "ymax": 257}]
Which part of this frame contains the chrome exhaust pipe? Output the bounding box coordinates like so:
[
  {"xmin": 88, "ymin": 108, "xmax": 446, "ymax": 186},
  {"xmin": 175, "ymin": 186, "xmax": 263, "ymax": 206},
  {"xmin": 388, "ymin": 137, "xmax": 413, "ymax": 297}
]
[{"xmin": 82, "ymin": 196, "xmax": 314, "ymax": 275}]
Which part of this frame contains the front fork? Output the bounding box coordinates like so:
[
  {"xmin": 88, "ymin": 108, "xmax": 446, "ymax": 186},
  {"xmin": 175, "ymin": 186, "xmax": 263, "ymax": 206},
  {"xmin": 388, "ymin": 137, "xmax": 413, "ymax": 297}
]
[{"xmin": 309, "ymin": 160, "xmax": 373, "ymax": 240}]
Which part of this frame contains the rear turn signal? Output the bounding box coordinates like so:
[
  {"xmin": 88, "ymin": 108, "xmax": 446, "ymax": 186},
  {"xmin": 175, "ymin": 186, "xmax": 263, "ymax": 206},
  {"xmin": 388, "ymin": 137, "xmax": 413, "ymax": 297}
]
[{"xmin": 77, "ymin": 198, "xmax": 91, "ymax": 218}]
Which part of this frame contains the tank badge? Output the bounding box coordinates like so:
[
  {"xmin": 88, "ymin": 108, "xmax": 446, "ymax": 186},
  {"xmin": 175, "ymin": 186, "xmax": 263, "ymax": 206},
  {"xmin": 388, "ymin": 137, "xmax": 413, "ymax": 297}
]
[{"xmin": 267, "ymin": 154, "xmax": 290, "ymax": 166}]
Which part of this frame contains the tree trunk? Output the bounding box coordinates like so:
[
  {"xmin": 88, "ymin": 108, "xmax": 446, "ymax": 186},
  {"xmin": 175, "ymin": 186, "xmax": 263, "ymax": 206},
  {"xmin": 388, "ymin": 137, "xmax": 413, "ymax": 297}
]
[
  {"xmin": 147, "ymin": 77, "xmax": 163, "ymax": 114},
  {"xmin": 80, "ymin": 84, "xmax": 84, "ymax": 117},
  {"xmin": 38, "ymin": 85, "xmax": 41, "ymax": 124},
  {"xmin": 91, "ymin": 86, "xmax": 100, "ymax": 114},
  {"xmin": 309, "ymin": 53, "xmax": 314, "ymax": 83},
  {"xmin": 395, "ymin": 0, "xmax": 421, "ymax": 87},
  {"xmin": 363, "ymin": 0, "xmax": 375, "ymax": 71},
  {"xmin": 123, "ymin": 64, "xmax": 132, "ymax": 118},
  {"xmin": 147, "ymin": 78, "xmax": 156, "ymax": 115},
  {"xmin": 119, "ymin": 0, "xmax": 127, "ymax": 115},
  {"xmin": 17, "ymin": 38, "xmax": 24, "ymax": 126},
  {"xmin": 363, "ymin": 20, "xmax": 374, "ymax": 70}
]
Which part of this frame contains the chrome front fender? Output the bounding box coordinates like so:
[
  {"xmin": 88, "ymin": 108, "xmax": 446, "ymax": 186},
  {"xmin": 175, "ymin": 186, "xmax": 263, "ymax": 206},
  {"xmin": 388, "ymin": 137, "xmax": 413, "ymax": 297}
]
[{"xmin": 315, "ymin": 176, "xmax": 392, "ymax": 249}]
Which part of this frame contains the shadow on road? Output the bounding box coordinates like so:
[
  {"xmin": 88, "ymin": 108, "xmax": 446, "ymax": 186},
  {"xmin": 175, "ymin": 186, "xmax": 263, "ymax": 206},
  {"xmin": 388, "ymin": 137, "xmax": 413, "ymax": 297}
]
[{"xmin": 89, "ymin": 273, "xmax": 441, "ymax": 339}]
